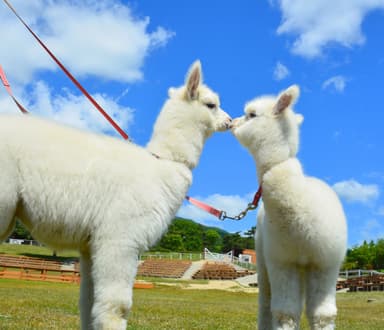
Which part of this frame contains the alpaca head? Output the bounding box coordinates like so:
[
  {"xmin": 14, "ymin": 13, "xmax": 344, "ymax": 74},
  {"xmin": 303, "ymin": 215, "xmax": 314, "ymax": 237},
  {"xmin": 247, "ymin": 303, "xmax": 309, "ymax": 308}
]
[
  {"xmin": 232, "ymin": 85, "xmax": 303, "ymax": 169},
  {"xmin": 147, "ymin": 61, "xmax": 231, "ymax": 168},
  {"xmin": 163, "ymin": 60, "xmax": 232, "ymax": 135}
]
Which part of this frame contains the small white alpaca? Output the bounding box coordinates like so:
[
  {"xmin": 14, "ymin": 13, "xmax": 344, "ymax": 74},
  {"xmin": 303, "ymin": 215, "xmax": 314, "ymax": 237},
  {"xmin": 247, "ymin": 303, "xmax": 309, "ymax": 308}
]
[
  {"xmin": 0, "ymin": 61, "xmax": 231, "ymax": 329},
  {"xmin": 232, "ymin": 85, "xmax": 347, "ymax": 330}
]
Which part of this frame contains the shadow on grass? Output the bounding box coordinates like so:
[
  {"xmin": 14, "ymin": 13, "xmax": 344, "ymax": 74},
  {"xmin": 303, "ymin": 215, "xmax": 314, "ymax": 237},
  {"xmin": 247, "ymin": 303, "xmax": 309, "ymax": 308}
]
[{"xmin": 21, "ymin": 253, "xmax": 79, "ymax": 263}]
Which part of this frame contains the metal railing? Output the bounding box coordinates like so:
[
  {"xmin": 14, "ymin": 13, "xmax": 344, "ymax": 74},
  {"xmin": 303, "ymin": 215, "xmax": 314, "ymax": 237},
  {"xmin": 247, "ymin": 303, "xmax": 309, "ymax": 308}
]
[
  {"xmin": 139, "ymin": 252, "xmax": 203, "ymax": 261},
  {"xmin": 339, "ymin": 269, "xmax": 383, "ymax": 279},
  {"xmin": 6, "ymin": 238, "xmax": 42, "ymax": 246}
]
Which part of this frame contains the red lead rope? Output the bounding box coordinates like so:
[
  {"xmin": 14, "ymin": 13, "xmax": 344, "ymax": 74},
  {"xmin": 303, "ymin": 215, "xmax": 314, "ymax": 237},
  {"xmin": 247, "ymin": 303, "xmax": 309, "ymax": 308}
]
[
  {"xmin": 0, "ymin": 65, "xmax": 28, "ymax": 114},
  {"xmin": 2, "ymin": 0, "xmax": 128, "ymax": 140}
]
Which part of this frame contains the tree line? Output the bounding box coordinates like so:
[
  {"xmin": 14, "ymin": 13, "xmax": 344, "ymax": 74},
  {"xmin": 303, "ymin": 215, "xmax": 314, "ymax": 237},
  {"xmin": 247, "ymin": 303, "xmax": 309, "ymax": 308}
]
[
  {"xmin": 343, "ymin": 239, "xmax": 384, "ymax": 271},
  {"xmin": 152, "ymin": 218, "xmax": 256, "ymax": 253},
  {"xmin": 10, "ymin": 218, "xmax": 384, "ymax": 270}
]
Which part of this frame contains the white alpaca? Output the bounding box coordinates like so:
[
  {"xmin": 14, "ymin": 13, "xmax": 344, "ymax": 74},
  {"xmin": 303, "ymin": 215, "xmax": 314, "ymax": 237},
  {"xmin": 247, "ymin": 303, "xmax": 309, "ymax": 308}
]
[
  {"xmin": 0, "ymin": 61, "xmax": 231, "ymax": 329},
  {"xmin": 232, "ymin": 86, "xmax": 347, "ymax": 330}
]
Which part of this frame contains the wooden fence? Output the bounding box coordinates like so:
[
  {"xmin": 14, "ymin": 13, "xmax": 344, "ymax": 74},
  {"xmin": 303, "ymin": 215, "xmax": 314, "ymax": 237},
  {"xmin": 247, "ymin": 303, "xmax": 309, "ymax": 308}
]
[
  {"xmin": 337, "ymin": 273, "xmax": 384, "ymax": 292},
  {"xmin": 0, "ymin": 255, "xmax": 154, "ymax": 288}
]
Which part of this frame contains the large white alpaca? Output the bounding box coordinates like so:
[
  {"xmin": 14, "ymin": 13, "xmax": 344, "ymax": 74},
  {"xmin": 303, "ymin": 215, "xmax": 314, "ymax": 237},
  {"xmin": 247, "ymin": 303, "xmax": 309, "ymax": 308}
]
[
  {"xmin": 232, "ymin": 85, "xmax": 347, "ymax": 330},
  {"xmin": 0, "ymin": 61, "xmax": 231, "ymax": 329}
]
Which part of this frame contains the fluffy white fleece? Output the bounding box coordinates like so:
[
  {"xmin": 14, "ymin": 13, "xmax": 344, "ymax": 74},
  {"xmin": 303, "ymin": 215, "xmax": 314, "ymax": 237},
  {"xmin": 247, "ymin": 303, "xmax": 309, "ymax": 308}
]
[
  {"xmin": 232, "ymin": 85, "xmax": 347, "ymax": 330},
  {"xmin": 0, "ymin": 61, "xmax": 231, "ymax": 330}
]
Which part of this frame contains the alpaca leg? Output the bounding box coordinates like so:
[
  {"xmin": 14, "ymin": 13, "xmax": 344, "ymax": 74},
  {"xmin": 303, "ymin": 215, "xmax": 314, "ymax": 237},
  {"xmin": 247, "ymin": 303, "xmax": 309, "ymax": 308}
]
[
  {"xmin": 257, "ymin": 254, "xmax": 272, "ymax": 329},
  {"xmin": 80, "ymin": 251, "xmax": 94, "ymax": 330},
  {"xmin": 268, "ymin": 264, "xmax": 303, "ymax": 330},
  {"xmin": 255, "ymin": 225, "xmax": 272, "ymax": 329},
  {"xmin": 0, "ymin": 167, "xmax": 18, "ymax": 241},
  {"xmin": 305, "ymin": 268, "xmax": 338, "ymax": 330},
  {"xmin": 91, "ymin": 243, "xmax": 139, "ymax": 330}
]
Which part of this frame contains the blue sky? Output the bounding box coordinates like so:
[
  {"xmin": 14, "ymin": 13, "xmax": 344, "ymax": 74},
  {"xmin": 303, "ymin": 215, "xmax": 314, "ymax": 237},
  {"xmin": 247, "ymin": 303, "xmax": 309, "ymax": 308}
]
[{"xmin": 1, "ymin": 0, "xmax": 383, "ymax": 247}]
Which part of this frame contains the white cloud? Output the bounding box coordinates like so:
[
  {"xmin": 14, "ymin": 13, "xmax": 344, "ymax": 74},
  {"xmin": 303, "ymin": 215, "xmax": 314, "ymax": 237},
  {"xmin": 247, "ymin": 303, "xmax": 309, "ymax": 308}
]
[
  {"xmin": 322, "ymin": 76, "xmax": 347, "ymax": 92},
  {"xmin": 0, "ymin": 0, "xmax": 173, "ymax": 135},
  {"xmin": 0, "ymin": 0, "xmax": 174, "ymax": 84},
  {"xmin": 178, "ymin": 193, "xmax": 254, "ymax": 224},
  {"xmin": 273, "ymin": 61, "xmax": 290, "ymax": 81},
  {"xmin": 332, "ymin": 179, "xmax": 379, "ymax": 204},
  {"xmin": 0, "ymin": 81, "xmax": 134, "ymax": 136},
  {"xmin": 273, "ymin": 0, "xmax": 384, "ymax": 58}
]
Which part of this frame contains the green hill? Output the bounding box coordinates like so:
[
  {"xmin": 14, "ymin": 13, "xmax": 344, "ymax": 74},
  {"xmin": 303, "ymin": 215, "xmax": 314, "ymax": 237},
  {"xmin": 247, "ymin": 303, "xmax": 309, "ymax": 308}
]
[{"xmin": 152, "ymin": 217, "xmax": 255, "ymax": 253}]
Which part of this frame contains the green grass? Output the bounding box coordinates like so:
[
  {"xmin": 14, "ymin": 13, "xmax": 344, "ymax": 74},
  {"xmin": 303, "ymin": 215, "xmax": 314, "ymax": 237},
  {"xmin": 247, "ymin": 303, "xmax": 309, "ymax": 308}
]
[
  {"xmin": 0, "ymin": 243, "xmax": 79, "ymax": 261},
  {"xmin": 1, "ymin": 279, "xmax": 384, "ymax": 329},
  {"xmin": 335, "ymin": 293, "xmax": 384, "ymax": 329},
  {"xmin": 0, "ymin": 279, "xmax": 79, "ymax": 329},
  {"xmin": 1, "ymin": 243, "xmax": 383, "ymax": 329}
]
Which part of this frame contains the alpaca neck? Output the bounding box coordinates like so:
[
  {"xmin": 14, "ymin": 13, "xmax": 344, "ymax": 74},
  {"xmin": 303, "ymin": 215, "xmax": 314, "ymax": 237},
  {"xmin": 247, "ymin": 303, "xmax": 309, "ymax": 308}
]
[
  {"xmin": 256, "ymin": 156, "xmax": 305, "ymax": 213},
  {"xmin": 255, "ymin": 156, "xmax": 303, "ymax": 181},
  {"xmin": 253, "ymin": 154, "xmax": 290, "ymax": 183},
  {"xmin": 146, "ymin": 125, "xmax": 207, "ymax": 170}
]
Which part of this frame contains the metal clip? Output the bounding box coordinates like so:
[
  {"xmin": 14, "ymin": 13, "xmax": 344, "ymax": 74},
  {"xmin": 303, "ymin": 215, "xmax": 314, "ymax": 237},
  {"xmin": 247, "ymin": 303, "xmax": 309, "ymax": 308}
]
[
  {"xmin": 218, "ymin": 211, "xmax": 227, "ymax": 221},
  {"xmin": 246, "ymin": 202, "xmax": 257, "ymax": 210},
  {"xmin": 219, "ymin": 203, "xmax": 258, "ymax": 221}
]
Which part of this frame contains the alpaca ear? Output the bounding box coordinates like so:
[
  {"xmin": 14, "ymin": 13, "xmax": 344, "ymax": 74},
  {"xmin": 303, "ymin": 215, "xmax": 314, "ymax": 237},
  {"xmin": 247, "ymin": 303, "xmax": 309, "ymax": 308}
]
[
  {"xmin": 274, "ymin": 84, "xmax": 300, "ymax": 115},
  {"xmin": 185, "ymin": 60, "xmax": 202, "ymax": 100}
]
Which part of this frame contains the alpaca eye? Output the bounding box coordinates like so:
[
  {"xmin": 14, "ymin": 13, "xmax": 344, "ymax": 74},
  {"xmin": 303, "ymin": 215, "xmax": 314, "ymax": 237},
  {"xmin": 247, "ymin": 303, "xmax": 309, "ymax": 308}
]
[
  {"xmin": 205, "ymin": 103, "xmax": 216, "ymax": 109},
  {"xmin": 247, "ymin": 112, "xmax": 257, "ymax": 119}
]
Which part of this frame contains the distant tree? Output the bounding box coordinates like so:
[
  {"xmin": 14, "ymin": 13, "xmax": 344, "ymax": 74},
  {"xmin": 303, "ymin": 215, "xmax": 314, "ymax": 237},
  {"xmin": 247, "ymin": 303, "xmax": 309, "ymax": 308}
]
[
  {"xmin": 343, "ymin": 239, "xmax": 384, "ymax": 270},
  {"xmin": 244, "ymin": 226, "xmax": 256, "ymax": 238},
  {"xmin": 151, "ymin": 218, "xmax": 256, "ymax": 254},
  {"xmin": 10, "ymin": 220, "xmax": 33, "ymax": 240},
  {"xmin": 158, "ymin": 233, "xmax": 184, "ymax": 252},
  {"xmin": 222, "ymin": 232, "xmax": 245, "ymax": 252},
  {"xmin": 375, "ymin": 239, "xmax": 384, "ymax": 270},
  {"xmin": 243, "ymin": 226, "xmax": 256, "ymax": 249},
  {"xmin": 203, "ymin": 229, "xmax": 222, "ymax": 252},
  {"xmin": 152, "ymin": 218, "xmax": 204, "ymax": 252}
]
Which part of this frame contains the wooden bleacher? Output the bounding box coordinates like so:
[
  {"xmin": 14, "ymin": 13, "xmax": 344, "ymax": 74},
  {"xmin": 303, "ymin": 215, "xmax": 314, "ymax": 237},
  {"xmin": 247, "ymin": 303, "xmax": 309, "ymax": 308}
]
[
  {"xmin": 0, "ymin": 254, "xmax": 80, "ymax": 283},
  {"xmin": 192, "ymin": 261, "xmax": 255, "ymax": 280},
  {"xmin": 137, "ymin": 259, "xmax": 192, "ymax": 278},
  {"xmin": 337, "ymin": 273, "xmax": 384, "ymax": 292}
]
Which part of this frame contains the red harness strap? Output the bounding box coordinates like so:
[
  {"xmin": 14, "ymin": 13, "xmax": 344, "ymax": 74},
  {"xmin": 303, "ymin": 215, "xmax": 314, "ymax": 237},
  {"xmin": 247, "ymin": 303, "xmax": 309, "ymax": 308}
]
[
  {"xmin": 251, "ymin": 185, "xmax": 263, "ymax": 207},
  {"xmin": 3, "ymin": 0, "xmax": 129, "ymax": 140},
  {"xmin": 0, "ymin": 65, "xmax": 28, "ymax": 114}
]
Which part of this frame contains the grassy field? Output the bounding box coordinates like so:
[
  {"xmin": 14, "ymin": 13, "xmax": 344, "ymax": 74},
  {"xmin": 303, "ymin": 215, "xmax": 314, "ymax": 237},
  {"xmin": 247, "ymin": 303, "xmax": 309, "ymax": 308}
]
[
  {"xmin": 0, "ymin": 243, "xmax": 79, "ymax": 260},
  {"xmin": 1, "ymin": 244, "xmax": 384, "ymax": 329},
  {"xmin": 0, "ymin": 279, "xmax": 384, "ymax": 329}
]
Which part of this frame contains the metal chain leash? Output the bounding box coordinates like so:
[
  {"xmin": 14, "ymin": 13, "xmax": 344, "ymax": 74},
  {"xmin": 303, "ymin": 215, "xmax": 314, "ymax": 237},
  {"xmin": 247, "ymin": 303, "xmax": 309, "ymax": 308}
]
[
  {"xmin": 218, "ymin": 186, "xmax": 263, "ymax": 221},
  {"xmin": 219, "ymin": 202, "xmax": 259, "ymax": 221}
]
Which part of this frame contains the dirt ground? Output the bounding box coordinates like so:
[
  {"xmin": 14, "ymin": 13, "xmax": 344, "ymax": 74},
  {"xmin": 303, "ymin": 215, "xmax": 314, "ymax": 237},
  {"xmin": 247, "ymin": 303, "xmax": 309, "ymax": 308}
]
[
  {"xmin": 154, "ymin": 279, "xmax": 258, "ymax": 293},
  {"xmin": 185, "ymin": 280, "xmax": 258, "ymax": 293}
]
